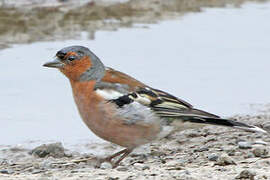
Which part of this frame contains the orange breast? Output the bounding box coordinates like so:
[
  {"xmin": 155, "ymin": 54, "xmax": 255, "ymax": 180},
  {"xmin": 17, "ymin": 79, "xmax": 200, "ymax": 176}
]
[{"xmin": 70, "ymin": 79, "xmax": 161, "ymax": 148}]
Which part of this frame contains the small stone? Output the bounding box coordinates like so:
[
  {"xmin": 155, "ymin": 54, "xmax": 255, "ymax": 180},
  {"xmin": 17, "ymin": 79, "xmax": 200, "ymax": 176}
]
[
  {"xmin": 235, "ymin": 170, "xmax": 256, "ymax": 180},
  {"xmin": 32, "ymin": 170, "xmax": 44, "ymax": 174},
  {"xmin": 30, "ymin": 143, "xmax": 65, "ymax": 158},
  {"xmin": 142, "ymin": 166, "xmax": 150, "ymax": 170},
  {"xmin": 186, "ymin": 131, "xmax": 201, "ymax": 138},
  {"xmin": 100, "ymin": 162, "xmax": 112, "ymax": 169},
  {"xmin": 40, "ymin": 159, "xmax": 53, "ymax": 169},
  {"xmin": 238, "ymin": 142, "xmax": 252, "ymax": 149},
  {"xmin": 207, "ymin": 154, "xmax": 219, "ymax": 161},
  {"xmin": 253, "ymin": 141, "xmax": 268, "ymax": 145},
  {"xmin": 252, "ymin": 147, "xmax": 269, "ymax": 157},
  {"xmin": 227, "ymin": 150, "xmax": 236, "ymax": 156},
  {"xmin": 0, "ymin": 169, "xmax": 13, "ymax": 174},
  {"xmin": 215, "ymin": 154, "xmax": 236, "ymax": 166},
  {"xmin": 235, "ymin": 152, "xmax": 242, "ymax": 156},
  {"xmin": 262, "ymin": 123, "xmax": 270, "ymax": 132},
  {"xmin": 245, "ymin": 153, "xmax": 255, "ymax": 159},
  {"xmin": 0, "ymin": 170, "xmax": 8, "ymax": 174},
  {"xmin": 178, "ymin": 170, "xmax": 191, "ymax": 176},
  {"xmin": 116, "ymin": 167, "xmax": 128, "ymax": 172},
  {"xmin": 64, "ymin": 151, "xmax": 73, "ymax": 158},
  {"xmin": 165, "ymin": 160, "xmax": 184, "ymax": 170},
  {"xmin": 108, "ymin": 177, "xmax": 119, "ymax": 180},
  {"xmin": 41, "ymin": 172, "xmax": 53, "ymax": 177},
  {"xmin": 194, "ymin": 147, "xmax": 209, "ymax": 152},
  {"xmin": 33, "ymin": 163, "xmax": 40, "ymax": 169},
  {"xmin": 133, "ymin": 163, "xmax": 144, "ymax": 169}
]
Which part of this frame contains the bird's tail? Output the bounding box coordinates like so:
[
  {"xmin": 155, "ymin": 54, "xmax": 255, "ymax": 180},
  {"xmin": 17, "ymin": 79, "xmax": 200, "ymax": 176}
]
[{"xmin": 185, "ymin": 115, "xmax": 267, "ymax": 134}]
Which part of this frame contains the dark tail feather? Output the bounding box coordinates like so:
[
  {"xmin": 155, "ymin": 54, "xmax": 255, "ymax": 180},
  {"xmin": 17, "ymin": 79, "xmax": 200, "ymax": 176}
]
[{"xmin": 187, "ymin": 117, "xmax": 267, "ymax": 134}]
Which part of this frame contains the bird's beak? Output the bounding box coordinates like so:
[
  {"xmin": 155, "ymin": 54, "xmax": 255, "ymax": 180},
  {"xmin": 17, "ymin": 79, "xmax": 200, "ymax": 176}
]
[{"xmin": 43, "ymin": 58, "xmax": 64, "ymax": 68}]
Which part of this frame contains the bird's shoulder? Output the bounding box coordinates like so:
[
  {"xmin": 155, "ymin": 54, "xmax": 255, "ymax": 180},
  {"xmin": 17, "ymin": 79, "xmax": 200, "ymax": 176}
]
[
  {"xmin": 94, "ymin": 67, "xmax": 196, "ymax": 117},
  {"xmin": 101, "ymin": 67, "xmax": 146, "ymax": 91},
  {"xmin": 93, "ymin": 67, "xmax": 144, "ymax": 99}
]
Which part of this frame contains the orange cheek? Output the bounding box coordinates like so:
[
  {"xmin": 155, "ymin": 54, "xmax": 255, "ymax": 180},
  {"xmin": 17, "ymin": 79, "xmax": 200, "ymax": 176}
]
[{"xmin": 60, "ymin": 56, "xmax": 92, "ymax": 81}]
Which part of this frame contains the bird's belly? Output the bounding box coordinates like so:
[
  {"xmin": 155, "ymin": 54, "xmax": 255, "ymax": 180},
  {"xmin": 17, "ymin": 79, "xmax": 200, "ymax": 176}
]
[
  {"xmin": 84, "ymin": 115, "xmax": 161, "ymax": 148},
  {"xmin": 79, "ymin": 102, "xmax": 162, "ymax": 148}
]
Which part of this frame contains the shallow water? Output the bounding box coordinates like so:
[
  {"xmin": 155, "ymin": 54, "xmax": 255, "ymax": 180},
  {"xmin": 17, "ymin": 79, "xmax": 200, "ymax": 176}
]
[{"xmin": 0, "ymin": 2, "xmax": 270, "ymax": 148}]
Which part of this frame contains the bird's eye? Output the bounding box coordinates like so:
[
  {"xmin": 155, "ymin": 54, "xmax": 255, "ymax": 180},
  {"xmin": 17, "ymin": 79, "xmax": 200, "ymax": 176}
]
[
  {"xmin": 56, "ymin": 51, "xmax": 66, "ymax": 59},
  {"xmin": 68, "ymin": 56, "xmax": 77, "ymax": 61}
]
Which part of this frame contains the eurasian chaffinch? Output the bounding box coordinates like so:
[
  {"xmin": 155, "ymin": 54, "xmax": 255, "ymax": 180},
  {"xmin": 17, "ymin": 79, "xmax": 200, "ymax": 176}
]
[{"xmin": 43, "ymin": 46, "xmax": 267, "ymax": 168}]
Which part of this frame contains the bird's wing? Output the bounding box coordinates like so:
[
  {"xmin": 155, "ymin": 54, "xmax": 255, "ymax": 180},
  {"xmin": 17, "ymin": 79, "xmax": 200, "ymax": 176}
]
[
  {"xmin": 109, "ymin": 86, "xmax": 219, "ymax": 119},
  {"xmin": 95, "ymin": 68, "xmax": 267, "ymax": 133},
  {"xmin": 107, "ymin": 86, "xmax": 266, "ymax": 133},
  {"xmin": 97, "ymin": 67, "xmax": 218, "ymax": 119}
]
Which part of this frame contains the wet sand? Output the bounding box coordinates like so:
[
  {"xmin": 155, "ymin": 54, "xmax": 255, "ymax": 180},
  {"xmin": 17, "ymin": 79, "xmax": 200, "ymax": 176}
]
[{"xmin": 0, "ymin": 113, "xmax": 270, "ymax": 179}]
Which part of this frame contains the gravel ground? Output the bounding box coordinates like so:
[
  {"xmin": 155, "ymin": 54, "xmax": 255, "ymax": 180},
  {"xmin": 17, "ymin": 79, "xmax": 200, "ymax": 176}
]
[{"xmin": 0, "ymin": 113, "xmax": 269, "ymax": 179}]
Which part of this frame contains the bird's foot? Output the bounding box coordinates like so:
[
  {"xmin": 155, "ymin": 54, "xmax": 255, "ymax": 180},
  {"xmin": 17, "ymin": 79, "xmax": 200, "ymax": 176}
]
[{"xmin": 96, "ymin": 148, "xmax": 133, "ymax": 168}]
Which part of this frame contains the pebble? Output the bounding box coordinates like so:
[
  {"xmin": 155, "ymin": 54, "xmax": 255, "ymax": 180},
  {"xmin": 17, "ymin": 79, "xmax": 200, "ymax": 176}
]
[
  {"xmin": 116, "ymin": 167, "xmax": 128, "ymax": 172},
  {"xmin": 235, "ymin": 152, "xmax": 242, "ymax": 156},
  {"xmin": 32, "ymin": 169, "xmax": 45, "ymax": 174},
  {"xmin": 235, "ymin": 170, "xmax": 256, "ymax": 180},
  {"xmin": 215, "ymin": 154, "xmax": 236, "ymax": 166},
  {"xmin": 262, "ymin": 123, "xmax": 270, "ymax": 132},
  {"xmin": 238, "ymin": 142, "xmax": 252, "ymax": 149},
  {"xmin": 108, "ymin": 177, "xmax": 119, "ymax": 180},
  {"xmin": 178, "ymin": 170, "xmax": 191, "ymax": 175},
  {"xmin": 194, "ymin": 147, "xmax": 209, "ymax": 152},
  {"xmin": 40, "ymin": 159, "xmax": 53, "ymax": 169},
  {"xmin": 0, "ymin": 169, "xmax": 14, "ymax": 174},
  {"xmin": 100, "ymin": 162, "xmax": 113, "ymax": 169},
  {"xmin": 207, "ymin": 154, "xmax": 219, "ymax": 161},
  {"xmin": 0, "ymin": 169, "xmax": 8, "ymax": 174},
  {"xmin": 30, "ymin": 142, "xmax": 66, "ymax": 158},
  {"xmin": 252, "ymin": 147, "xmax": 269, "ymax": 158},
  {"xmin": 133, "ymin": 163, "xmax": 146, "ymax": 170},
  {"xmin": 245, "ymin": 153, "xmax": 255, "ymax": 159},
  {"xmin": 227, "ymin": 150, "xmax": 236, "ymax": 156},
  {"xmin": 142, "ymin": 166, "xmax": 150, "ymax": 170},
  {"xmin": 253, "ymin": 141, "xmax": 268, "ymax": 145},
  {"xmin": 165, "ymin": 160, "xmax": 184, "ymax": 170}
]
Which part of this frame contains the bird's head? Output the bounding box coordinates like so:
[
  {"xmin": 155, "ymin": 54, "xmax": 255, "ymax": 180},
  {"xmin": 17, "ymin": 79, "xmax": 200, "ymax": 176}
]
[{"xmin": 43, "ymin": 46, "xmax": 105, "ymax": 82}]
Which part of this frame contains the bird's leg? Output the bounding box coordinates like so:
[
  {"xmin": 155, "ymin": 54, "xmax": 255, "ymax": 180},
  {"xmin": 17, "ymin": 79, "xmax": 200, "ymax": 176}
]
[
  {"xmin": 112, "ymin": 149, "xmax": 132, "ymax": 168},
  {"xmin": 101, "ymin": 148, "xmax": 133, "ymax": 168},
  {"xmin": 104, "ymin": 148, "xmax": 128, "ymax": 162}
]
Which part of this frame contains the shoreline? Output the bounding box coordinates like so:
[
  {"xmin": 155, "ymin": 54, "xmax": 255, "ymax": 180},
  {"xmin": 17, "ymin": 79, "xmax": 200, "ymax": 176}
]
[{"xmin": 0, "ymin": 0, "xmax": 268, "ymax": 49}]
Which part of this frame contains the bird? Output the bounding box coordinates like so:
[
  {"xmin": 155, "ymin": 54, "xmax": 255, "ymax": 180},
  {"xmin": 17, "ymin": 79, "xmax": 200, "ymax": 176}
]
[{"xmin": 43, "ymin": 45, "xmax": 267, "ymax": 168}]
